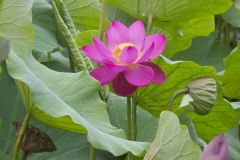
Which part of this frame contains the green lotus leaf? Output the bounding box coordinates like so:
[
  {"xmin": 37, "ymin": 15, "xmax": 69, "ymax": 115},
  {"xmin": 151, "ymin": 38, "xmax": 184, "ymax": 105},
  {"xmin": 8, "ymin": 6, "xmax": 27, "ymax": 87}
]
[
  {"xmin": 221, "ymin": 41, "xmax": 240, "ymax": 99},
  {"xmin": 144, "ymin": 111, "xmax": 201, "ymax": 160}
]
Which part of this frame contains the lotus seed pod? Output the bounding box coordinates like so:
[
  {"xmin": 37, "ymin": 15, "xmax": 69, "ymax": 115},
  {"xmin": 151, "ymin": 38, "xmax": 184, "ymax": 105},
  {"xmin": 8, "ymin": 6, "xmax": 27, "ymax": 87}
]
[{"xmin": 187, "ymin": 77, "xmax": 217, "ymax": 115}]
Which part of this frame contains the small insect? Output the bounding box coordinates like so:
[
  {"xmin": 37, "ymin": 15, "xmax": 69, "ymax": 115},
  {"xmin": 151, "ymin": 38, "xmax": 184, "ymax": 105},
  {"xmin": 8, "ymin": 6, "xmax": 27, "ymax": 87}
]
[{"xmin": 13, "ymin": 122, "xmax": 57, "ymax": 159}]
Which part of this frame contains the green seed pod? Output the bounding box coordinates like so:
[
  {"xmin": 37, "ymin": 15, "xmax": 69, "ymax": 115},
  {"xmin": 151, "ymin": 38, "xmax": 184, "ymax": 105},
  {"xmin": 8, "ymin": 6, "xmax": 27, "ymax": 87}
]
[{"xmin": 187, "ymin": 77, "xmax": 217, "ymax": 115}]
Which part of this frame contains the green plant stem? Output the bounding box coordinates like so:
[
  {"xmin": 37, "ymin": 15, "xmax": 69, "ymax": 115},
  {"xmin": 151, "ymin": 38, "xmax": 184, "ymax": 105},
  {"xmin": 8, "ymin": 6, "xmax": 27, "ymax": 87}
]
[
  {"xmin": 166, "ymin": 88, "xmax": 189, "ymax": 110},
  {"xmin": 127, "ymin": 96, "xmax": 137, "ymax": 160},
  {"xmin": 12, "ymin": 113, "xmax": 31, "ymax": 160},
  {"xmin": 238, "ymin": 125, "xmax": 240, "ymax": 141},
  {"xmin": 220, "ymin": 22, "xmax": 226, "ymax": 45},
  {"xmin": 131, "ymin": 97, "xmax": 137, "ymax": 140},
  {"xmin": 90, "ymin": 145, "xmax": 96, "ymax": 160},
  {"xmin": 99, "ymin": 0, "xmax": 107, "ymax": 41},
  {"xmin": 127, "ymin": 96, "xmax": 132, "ymax": 139},
  {"xmin": 225, "ymin": 23, "xmax": 230, "ymax": 45},
  {"xmin": 137, "ymin": 0, "xmax": 140, "ymax": 17},
  {"xmin": 146, "ymin": 14, "xmax": 153, "ymax": 35}
]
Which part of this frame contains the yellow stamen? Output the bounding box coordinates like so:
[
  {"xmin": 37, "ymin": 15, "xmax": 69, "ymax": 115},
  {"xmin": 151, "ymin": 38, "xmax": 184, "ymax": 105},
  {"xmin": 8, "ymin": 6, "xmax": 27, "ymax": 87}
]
[{"xmin": 113, "ymin": 43, "xmax": 134, "ymax": 59}]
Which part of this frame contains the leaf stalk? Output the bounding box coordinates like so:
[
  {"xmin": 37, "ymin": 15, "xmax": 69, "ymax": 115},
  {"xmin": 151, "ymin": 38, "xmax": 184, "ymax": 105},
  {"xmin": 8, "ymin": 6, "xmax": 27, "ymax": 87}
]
[
  {"xmin": 166, "ymin": 88, "xmax": 189, "ymax": 110},
  {"xmin": 99, "ymin": 0, "xmax": 107, "ymax": 41},
  {"xmin": 146, "ymin": 15, "xmax": 153, "ymax": 35},
  {"xmin": 12, "ymin": 113, "xmax": 31, "ymax": 160}
]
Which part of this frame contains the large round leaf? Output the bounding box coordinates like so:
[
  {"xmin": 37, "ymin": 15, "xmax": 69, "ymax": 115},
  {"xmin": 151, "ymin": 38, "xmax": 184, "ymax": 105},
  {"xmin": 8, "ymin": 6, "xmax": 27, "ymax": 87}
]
[
  {"xmin": 6, "ymin": 50, "xmax": 149, "ymax": 156},
  {"xmin": 144, "ymin": 111, "xmax": 201, "ymax": 160}
]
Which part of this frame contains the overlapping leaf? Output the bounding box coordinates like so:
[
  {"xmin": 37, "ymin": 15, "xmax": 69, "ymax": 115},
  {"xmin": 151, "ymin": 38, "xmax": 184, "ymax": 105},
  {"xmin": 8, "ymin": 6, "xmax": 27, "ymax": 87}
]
[
  {"xmin": 221, "ymin": 42, "xmax": 240, "ymax": 99},
  {"xmin": 144, "ymin": 111, "xmax": 201, "ymax": 160},
  {"xmin": 108, "ymin": 0, "xmax": 232, "ymax": 57}
]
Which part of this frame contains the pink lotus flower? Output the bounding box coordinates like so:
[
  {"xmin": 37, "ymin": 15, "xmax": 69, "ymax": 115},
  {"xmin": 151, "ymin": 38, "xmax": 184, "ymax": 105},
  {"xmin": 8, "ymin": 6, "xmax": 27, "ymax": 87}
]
[
  {"xmin": 200, "ymin": 134, "xmax": 230, "ymax": 160},
  {"xmin": 82, "ymin": 20, "xmax": 166, "ymax": 96}
]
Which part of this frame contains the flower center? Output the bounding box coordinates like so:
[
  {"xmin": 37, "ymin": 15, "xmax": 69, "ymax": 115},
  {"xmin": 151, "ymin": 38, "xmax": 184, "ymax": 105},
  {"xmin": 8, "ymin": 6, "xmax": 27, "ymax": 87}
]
[{"xmin": 112, "ymin": 43, "xmax": 135, "ymax": 59}]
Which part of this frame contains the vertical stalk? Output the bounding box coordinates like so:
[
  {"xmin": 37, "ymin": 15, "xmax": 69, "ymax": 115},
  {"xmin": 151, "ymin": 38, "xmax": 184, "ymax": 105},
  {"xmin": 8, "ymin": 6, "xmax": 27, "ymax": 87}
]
[
  {"xmin": 225, "ymin": 23, "xmax": 230, "ymax": 45},
  {"xmin": 127, "ymin": 96, "xmax": 132, "ymax": 139},
  {"xmin": 220, "ymin": 22, "xmax": 226, "ymax": 45},
  {"xmin": 146, "ymin": 14, "xmax": 153, "ymax": 35},
  {"xmin": 131, "ymin": 96, "xmax": 137, "ymax": 140},
  {"xmin": 90, "ymin": 145, "xmax": 96, "ymax": 160},
  {"xmin": 166, "ymin": 88, "xmax": 189, "ymax": 111},
  {"xmin": 127, "ymin": 96, "xmax": 137, "ymax": 160},
  {"xmin": 99, "ymin": 0, "xmax": 107, "ymax": 41},
  {"xmin": 12, "ymin": 113, "xmax": 31, "ymax": 160},
  {"xmin": 137, "ymin": 0, "xmax": 140, "ymax": 17},
  {"xmin": 238, "ymin": 124, "xmax": 240, "ymax": 141}
]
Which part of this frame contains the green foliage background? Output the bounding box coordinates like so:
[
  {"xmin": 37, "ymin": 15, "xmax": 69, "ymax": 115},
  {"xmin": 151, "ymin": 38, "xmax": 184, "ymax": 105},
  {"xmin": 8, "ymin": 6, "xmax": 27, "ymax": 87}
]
[{"xmin": 0, "ymin": 0, "xmax": 240, "ymax": 159}]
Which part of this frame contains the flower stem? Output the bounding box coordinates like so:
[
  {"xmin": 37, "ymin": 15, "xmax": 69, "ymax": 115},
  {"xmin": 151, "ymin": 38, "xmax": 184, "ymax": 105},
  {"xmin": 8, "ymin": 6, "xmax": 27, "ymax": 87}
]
[
  {"xmin": 225, "ymin": 23, "xmax": 230, "ymax": 45},
  {"xmin": 146, "ymin": 14, "xmax": 153, "ymax": 35},
  {"xmin": 12, "ymin": 113, "xmax": 31, "ymax": 160},
  {"xmin": 90, "ymin": 145, "xmax": 96, "ymax": 160},
  {"xmin": 99, "ymin": 0, "xmax": 107, "ymax": 41},
  {"xmin": 131, "ymin": 96, "xmax": 137, "ymax": 140},
  {"xmin": 127, "ymin": 96, "xmax": 132, "ymax": 139},
  {"xmin": 127, "ymin": 96, "xmax": 137, "ymax": 160},
  {"xmin": 137, "ymin": 0, "xmax": 140, "ymax": 17},
  {"xmin": 166, "ymin": 88, "xmax": 189, "ymax": 111}
]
